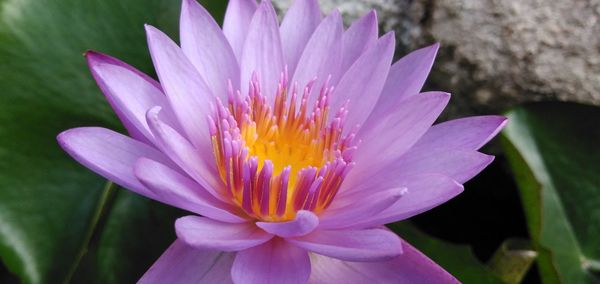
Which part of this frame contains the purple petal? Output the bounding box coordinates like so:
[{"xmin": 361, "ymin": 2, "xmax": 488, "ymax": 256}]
[
  {"xmin": 347, "ymin": 91, "xmax": 450, "ymax": 188},
  {"xmin": 176, "ymin": 216, "xmax": 273, "ymax": 251},
  {"xmin": 345, "ymin": 174, "xmax": 463, "ymax": 228},
  {"xmin": 240, "ymin": 1, "xmax": 284, "ymax": 101},
  {"xmin": 288, "ymin": 228, "xmax": 402, "ymax": 262},
  {"xmin": 309, "ymin": 239, "xmax": 458, "ymax": 283},
  {"xmin": 145, "ymin": 107, "xmax": 226, "ymax": 202},
  {"xmin": 392, "ymin": 148, "xmax": 494, "ymax": 183},
  {"xmin": 223, "ymin": 0, "xmax": 258, "ymax": 62},
  {"xmin": 340, "ymin": 11, "xmax": 378, "ymax": 71},
  {"xmin": 330, "ymin": 32, "xmax": 395, "ymax": 132},
  {"xmin": 139, "ymin": 240, "xmax": 235, "ymax": 284},
  {"xmin": 86, "ymin": 51, "xmax": 172, "ymax": 145},
  {"xmin": 289, "ymin": 10, "xmax": 343, "ymax": 102},
  {"xmin": 370, "ymin": 43, "xmax": 440, "ymax": 119},
  {"xmin": 145, "ymin": 25, "xmax": 214, "ymax": 152},
  {"xmin": 280, "ymin": 0, "xmax": 322, "ymax": 77},
  {"xmin": 415, "ymin": 115, "xmax": 508, "ymax": 151},
  {"xmin": 318, "ymin": 187, "xmax": 405, "ymax": 229},
  {"xmin": 134, "ymin": 157, "xmax": 247, "ymax": 223},
  {"xmin": 232, "ymin": 238, "xmax": 310, "ymax": 284},
  {"xmin": 57, "ymin": 127, "xmax": 170, "ymax": 200},
  {"xmin": 180, "ymin": 0, "xmax": 240, "ymax": 98},
  {"xmin": 256, "ymin": 210, "xmax": 319, "ymax": 238}
]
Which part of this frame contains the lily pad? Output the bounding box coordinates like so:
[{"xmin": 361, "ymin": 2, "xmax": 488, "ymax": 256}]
[
  {"xmin": 391, "ymin": 222, "xmax": 503, "ymax": 283},
  {"xmin": 502, "ymin": 102, "xmax": 600, "ymax": 283}
]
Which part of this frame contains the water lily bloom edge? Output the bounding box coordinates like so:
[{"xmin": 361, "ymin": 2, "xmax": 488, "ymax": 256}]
[{"xmin": 57, "ymin": 0, "xmax": 507, "ymax": 283}]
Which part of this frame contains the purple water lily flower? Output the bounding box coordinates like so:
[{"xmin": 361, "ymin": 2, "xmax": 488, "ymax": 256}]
[{"xmin": 57, "ymin": 0, "xmax": 506, "ymax": 283}]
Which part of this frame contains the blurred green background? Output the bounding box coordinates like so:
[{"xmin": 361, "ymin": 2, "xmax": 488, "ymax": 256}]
[{"xmin": 0, "ymin": 0, "xmax": 598, "ymax": 283}]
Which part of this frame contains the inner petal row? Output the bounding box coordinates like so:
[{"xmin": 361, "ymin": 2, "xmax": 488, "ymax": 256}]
[{"xmin": 208, "ymin": 73, "xmax": 357, "ymax": 222}]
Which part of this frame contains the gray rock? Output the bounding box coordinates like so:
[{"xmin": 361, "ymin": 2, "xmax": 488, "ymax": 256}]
[{"xmin": 273, "ymin": 0, "xmax": 600, "ymax": 116}]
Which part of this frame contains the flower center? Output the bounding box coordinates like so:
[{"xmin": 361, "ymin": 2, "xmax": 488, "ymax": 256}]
[{"xmin": 209, "ymin": 73, "xmax": 357, "ymax": 222}]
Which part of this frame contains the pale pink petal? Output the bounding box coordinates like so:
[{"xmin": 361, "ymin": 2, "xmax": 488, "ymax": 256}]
[
  {"xmin": 391, "ymin": 148, "xmax": 494, "ymax": 183},
  {"xmin": 280, "ymin": 0, "xmax": 322, "ymax": 77},
  {"xmin": 223, "ymin": 0, "xmax": 258, "ymax": 62},
  {"xmin": 370, "ymin": 43, "xmax": 440, "ymax": 119},
  {"xmin": 180, "ymin": 0, "xmax": 240, "ymax": 98},
  {"xmin": 134, "ymin": 157, "xmax": 247, "ymax": 223},
  {"xmin": 340, "ymin": 11, "xmax": 378, "ymax": 72},
  {"xmin": 414, "ymin": 115, "xmax": 508, "ymax": 151},
  {"xmin": 145, "ymin": 107, "xmax": 226, "ymax": 202},
  {"xmin": 318, "ymin": 187, "xmax": 406, "ymax": 229},
  {"xmin": 86, "ymin": 51, "xmax": 170, "ymax": 144},
  {"xmin": 176, "ymin": 216, "xmax": 273, "ymax": 251},
  {"xmin": 290, "ymin": 10, "xmax": 342, "ymax": 100},
  {"xmin": 240, "ymin": 1, "xmax": 284, "ymax": 101},
  {"xmin": 309, "ymin": 239, "xmax": 458, "ymax": 283},
  {"xmin": 57, "ymin": 127, "xmax": 170, "ymax": 200},
  {"xmin": 347, "ymin": 91, "xmax": 450, "ymax": 188},
  {"xmin": 288, "ymin": 228, "xmax": 402, "ymax": 262},
  {"xmin": 232, "ymin": 238, "xmax": 310, "ymax": 284},
  {"xmin": 345, "ymin": 174, "xmax": 464, "ymax": 229},
  {"xmin": 139, "ymin": 240, "xmax": 235, "ymax": 284},
  {"xmin": 256, "ymin": 210, "xmax": 319, "ymax": 238},
  {"xmin": 145, "ymin": 25, "xmax": 214, "ymax": 152},
  {"xmin": 329, "ymin": 32, "xmax": 395, "ymax": 132}
]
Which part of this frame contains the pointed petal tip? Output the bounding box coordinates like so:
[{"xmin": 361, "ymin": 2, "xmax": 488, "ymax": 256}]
[
  {"xmin": 473, "ymin": 115, "xmax": 509, "ymax": 146},
  {"xmin": 422, "ymin": 91, "xmax": 452, "ymax": 102},
  {"xmin": 144, "ymin": 23, "xmax": 160, "ymax": 36},
  {"xmin": 378, "ymin": 31, "xmax": 395, "ymax": 43},
  {"xmin": 424, "ymin": 42, "xmax": 440, "ymax": 57},
  {"xmin": 496, "ymin": 115, "xmax": 509, "ymax": 128},
  {"xmin": 330, "ymin": 8, "xmax": 341, "ymax": 17},
  {"xmin": 56, "ymin": 128, "xmax": 73, "ymax": 146},
  {"xmin": 258, "ymin": 0, "xmax": 275, "ymax": 12},
  {"xmin": 84, "ymin": 50, "xmax": 109, "ymax": 66},
  {"xmin": 484, "ymin": 153, "xmax": 496, "ymax": 165},
  {"xmin": 56, "ymin": 127, "xmax": 98, "ymax": 151},
  {"xmin": 367, "ymin": 9, "xmax": 378, "ymax": 20},
  {"xmin": 83, "ymin": 49, "xmax": 97, "ymax": 59}
]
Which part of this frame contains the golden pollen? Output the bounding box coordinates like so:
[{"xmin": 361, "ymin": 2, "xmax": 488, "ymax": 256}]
[{"xmin": 209, "ymin": 74, "xmax": 356, "ymax": 222}]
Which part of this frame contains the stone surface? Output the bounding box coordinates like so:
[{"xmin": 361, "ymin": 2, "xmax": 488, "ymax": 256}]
[{"xmin": 273, "ymin": 0, "xmax": 600, "ymax": 116}]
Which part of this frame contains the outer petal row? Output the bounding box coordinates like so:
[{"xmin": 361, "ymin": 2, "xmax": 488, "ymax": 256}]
[
  {"xmin": 180, "ymin": 0, "xmax": 240, "ymax": 100},
  {"xmin": 140, "ymin": 238, "xmax": 455, "ymax": 284},
  {"xmin": 85, "ymin": 51, "xmax": 180, "ymax": 146},
  {"xmin": 349, "ymin": 91, "xmax": 450, "ymax": 187},
  {"xmin": 145, "ymin": 24, "xmax": 215, "ymax": 160},
  {"xmin": 233, "ymin": 238, "xmax": 311, "ymax": 284},
  {"xmin": 290, "ymin": 9, "xmax": 343, "ymax": 106},
  {"xmin": 223, "ymin": 0, "xmax": 258, "ymax": 62},
  {"xmin": 240, "ymin": 1, "xmax": 284, "ymax": 101},
  {"xmin": 57, "ymin": 127, "xmax": 170, "ymax": 200},
  {"xmin": 309, "ymin": 239, "xmax": 459, "ymax": 283},
  {"xmin": 139, "ymin": 240, "xmax": 235, "ymax": 284},
  {"xmin": 280, "ymin": 0, "xmax": 322, "ymax": 77},
  {"xmin": 331, "ymin": 32, "xmax": 396, "ymax": 133}
]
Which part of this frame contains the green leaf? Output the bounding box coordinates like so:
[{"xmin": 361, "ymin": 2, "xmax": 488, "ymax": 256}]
[
  {"xmin": 70, "ymin": 186, "xmax": 184, "ymax": 284},
  {"xmin": 502, "ymin": 102, "xmax": 600, "ymax": 283},
  {"xmin": 0, "ymin": 0, "xmax": 226, "ymax": 283},
  {"xmin": 390, "ymin": 222, "xmax": 503, "ymax": 284}
]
